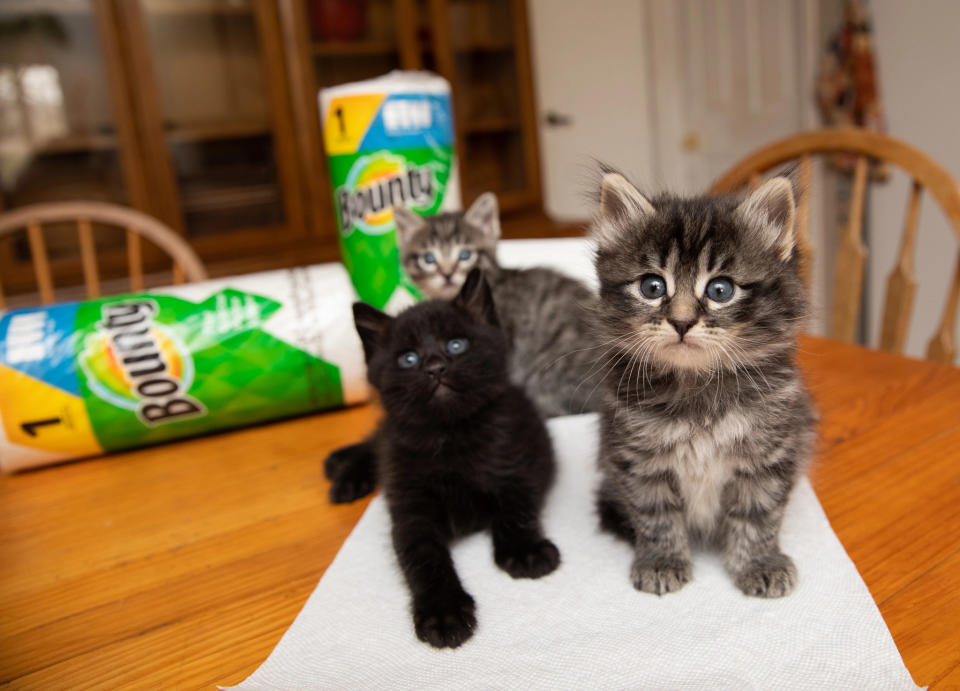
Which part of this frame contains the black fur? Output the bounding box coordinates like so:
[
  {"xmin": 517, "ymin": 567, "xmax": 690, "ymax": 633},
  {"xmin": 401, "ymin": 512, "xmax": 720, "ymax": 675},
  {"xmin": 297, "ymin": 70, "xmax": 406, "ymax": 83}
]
[{"xmin": 323, "ymin": 269, "xmax": 560, "ymax": 648}]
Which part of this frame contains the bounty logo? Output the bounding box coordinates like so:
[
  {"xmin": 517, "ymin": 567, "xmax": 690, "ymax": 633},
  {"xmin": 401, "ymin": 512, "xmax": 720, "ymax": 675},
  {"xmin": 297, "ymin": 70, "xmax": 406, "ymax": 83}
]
[
  {"xmin": 79, "ymin": 301, "xmax": 205, "ymax": 426},
  {"xmin": 337, "ymin": 152, "xmax": 435, "ymax": 236}
]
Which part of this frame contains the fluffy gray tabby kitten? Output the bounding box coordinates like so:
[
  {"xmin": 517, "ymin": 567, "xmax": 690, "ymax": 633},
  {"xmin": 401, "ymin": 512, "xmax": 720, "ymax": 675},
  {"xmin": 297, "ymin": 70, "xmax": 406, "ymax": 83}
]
[
  {"xmin": 394, "ymin": 193, "xmax": 600, "ymax": 416},
  {"xmin": 592, "ymin": 172, "xmax": 816, "ymax": 598}
]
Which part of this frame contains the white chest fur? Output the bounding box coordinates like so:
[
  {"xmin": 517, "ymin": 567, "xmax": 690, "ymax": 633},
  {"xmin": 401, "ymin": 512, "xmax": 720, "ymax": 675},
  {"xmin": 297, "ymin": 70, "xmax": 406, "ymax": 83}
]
[
  {"xmin": 674, "ymin": 439, "xmax": 732, "ymax": 533},
  {"xmin": 655, "ymin": 411, "xmax": 750, "ymax": 533}
]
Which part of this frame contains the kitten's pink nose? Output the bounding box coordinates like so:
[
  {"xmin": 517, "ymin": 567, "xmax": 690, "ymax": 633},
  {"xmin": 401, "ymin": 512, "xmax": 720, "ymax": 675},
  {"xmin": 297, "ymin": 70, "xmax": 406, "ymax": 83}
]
[{"xmin": 668, "ymin": 318, "xmax": 697, "ymax": 339}]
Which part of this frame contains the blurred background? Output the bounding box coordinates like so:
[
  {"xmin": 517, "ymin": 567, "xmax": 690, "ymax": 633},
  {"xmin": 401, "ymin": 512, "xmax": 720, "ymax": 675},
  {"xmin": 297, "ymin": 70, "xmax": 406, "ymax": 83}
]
[{"xmin": 1, "ymin": 0, "xmax": 958, "ymax": 358}]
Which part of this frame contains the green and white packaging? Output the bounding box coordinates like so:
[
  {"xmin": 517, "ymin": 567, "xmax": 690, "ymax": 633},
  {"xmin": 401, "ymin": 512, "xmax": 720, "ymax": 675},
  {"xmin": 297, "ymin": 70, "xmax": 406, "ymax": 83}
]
[
  {"xmin": 320, "ymin": 71, "xmax": 461, "ymax": 313},
  {"xmin": 0, "ymin": 265, "xmax": 367, "ymax": 471}
]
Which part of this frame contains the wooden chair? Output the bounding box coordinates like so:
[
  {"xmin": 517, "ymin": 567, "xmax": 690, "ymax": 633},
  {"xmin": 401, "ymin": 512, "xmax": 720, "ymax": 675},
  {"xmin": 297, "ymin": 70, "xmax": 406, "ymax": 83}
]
[
  {"xmin": 0, "ymin": 201, "xmax": 207, "ymax": 308},
  {"xmin": 710, "ymin": 128, "xmax": 960, "ymax": 364}
]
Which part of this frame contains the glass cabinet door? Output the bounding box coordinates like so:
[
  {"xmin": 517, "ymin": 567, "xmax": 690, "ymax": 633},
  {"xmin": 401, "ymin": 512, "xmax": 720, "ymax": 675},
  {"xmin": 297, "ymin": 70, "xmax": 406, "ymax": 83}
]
[
  {"xmin": 308, "ymin": 0, "xmax": 417, "ymax": 88},
  {"xmin": 277, "ymin": 0, "xmax": 422, "ymax": 245},
  {"xmin": 124, "ymin": 0, "xmax": 305, "ymax": 251},
  {"xmin": 0, "ymin": 0, "xmax": 145, "ymax": 289},
  {"xmin": 433, "ymin": 0, "xmax": 540, "ymax": 211}
]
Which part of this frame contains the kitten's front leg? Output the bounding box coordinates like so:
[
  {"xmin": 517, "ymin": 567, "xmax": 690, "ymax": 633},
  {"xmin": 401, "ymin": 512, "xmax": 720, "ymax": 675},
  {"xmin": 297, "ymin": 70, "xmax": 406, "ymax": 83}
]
[
  {"xmin": 491, "ymin": 489, "xmax": 560, "ymax": 579},
  {"xmin": 617, "ymin": 468, "xmax": 693, "ymax": 595},
  {"xmin": 721, "ymin": 459, "xmax": 798, "ymax": 598},
  {"xmin": 324, "ymin": 438, "xmax": 377, "ymax": 503},
  {"xmin": 392, "ymin": 519, "xmax": 477, "ymax": 648}
]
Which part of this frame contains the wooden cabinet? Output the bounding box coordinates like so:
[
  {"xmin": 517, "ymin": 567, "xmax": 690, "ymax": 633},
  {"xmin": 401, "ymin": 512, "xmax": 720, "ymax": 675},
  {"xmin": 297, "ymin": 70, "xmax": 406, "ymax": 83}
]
[
  {"xmin": 430, "ymin": 0, "xmax": 541, "ymax": 211},
  {"xmin": 115, "ymin": 0, "xmax": 308, "ymax": 256},
  {"xmin": 280, "ymin": 0, "xmax": 541, "ymax": 217},
  {"xmin": 0, "ymin": 0, "xmax": 148, "ymax": 290},
  {"xmin": 0, "ymin": 0, "xmax": 544, "ymax": 293}
]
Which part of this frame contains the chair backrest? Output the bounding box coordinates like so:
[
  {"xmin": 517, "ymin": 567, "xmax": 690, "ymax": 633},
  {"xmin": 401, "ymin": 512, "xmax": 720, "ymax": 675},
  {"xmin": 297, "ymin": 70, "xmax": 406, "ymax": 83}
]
[
  {"xmin": 710, "ymin": 128, "xmax": 960, "ymax": 364},
  {"xmin": 0, "ymin": 201, "xmax": 207, "ymax": 308}
]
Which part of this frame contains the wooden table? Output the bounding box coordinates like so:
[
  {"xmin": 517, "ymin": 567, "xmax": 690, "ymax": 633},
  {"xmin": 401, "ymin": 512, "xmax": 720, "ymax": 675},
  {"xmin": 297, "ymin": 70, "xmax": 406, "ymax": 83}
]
[{"xmin": 1, "ymin": 336, "xmax": 959, "ymax": 689}]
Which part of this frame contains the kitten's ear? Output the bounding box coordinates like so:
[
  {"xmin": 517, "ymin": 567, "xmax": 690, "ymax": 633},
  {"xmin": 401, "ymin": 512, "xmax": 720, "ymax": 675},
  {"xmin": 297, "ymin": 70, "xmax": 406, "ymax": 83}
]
[
  {"xmin": 453, "ymin": 268, "xmax": 499, "ymax": 326},
  {"xmin": 464, "ymin": 192, "xmax": 501, "ymax": 241},
  {"xmin": 393, "ymin": 206, "xmax": 425, "ymax": 248},
  {"xmin": 352, "ymin": 302, "xmax": 393, "ymax": 362},
  {"xmin": 736, "ymin": 177, "xmax": 796, "ymax": 261},
  {"xmin": 594, "ymin": 173, "xmax": 656, "ymax": 247}
]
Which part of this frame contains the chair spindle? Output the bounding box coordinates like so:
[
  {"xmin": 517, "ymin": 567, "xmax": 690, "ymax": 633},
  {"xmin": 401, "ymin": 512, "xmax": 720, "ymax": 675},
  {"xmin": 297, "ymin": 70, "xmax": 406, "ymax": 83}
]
[
  {"xmin": 830, "ymin": 156, "xmax": 869, "ymax": 343},
  {"xmin": 926, "ymin": 250, "xmax": 960, "ymax": 364},
  {"xmin": 77, "ymin": 218, "xmax": 101, "ymax": 298},
  {"xmin": 126, "ymin": 228, "xmax": 144, "ymax": 292},
  {"xmin": 796, "ymin": 155, "xmax": 813, "ymax": 287},
  {"xmin": 879, "ymin": 180, "xmax": 923, "ymax": 354},
  {"xmin": 26, "ymin": 221, "xmax": 55, "ymax": 304}
]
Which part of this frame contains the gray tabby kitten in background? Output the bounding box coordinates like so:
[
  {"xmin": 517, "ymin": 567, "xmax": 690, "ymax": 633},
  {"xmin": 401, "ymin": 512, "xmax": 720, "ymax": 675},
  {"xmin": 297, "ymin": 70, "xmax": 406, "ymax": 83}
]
[
  {"xmin": 592, "ymin": 172, "xmax": 816, "ymax": 598},
  {"xmin": 394, "ymin": 193, "xmax": 600, "ymax": 417}
]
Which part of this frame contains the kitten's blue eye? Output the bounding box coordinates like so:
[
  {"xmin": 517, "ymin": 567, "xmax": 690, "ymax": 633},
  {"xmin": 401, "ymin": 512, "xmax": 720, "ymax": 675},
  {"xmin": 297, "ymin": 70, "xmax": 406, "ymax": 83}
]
[
  {"xmin": 458, "ymin": 249, "xmax": 473, "ymax": 261},
  {"xmin": 423, "ymin": 252, "xmax": 436, "ymax": 265},
  {"xmin": 706, "ymin": 277, "xmax": 735, "ymax": 303},
  {"xmin": 639, "ymin": 274, "xmax": 667, "ymax": 299},
  {"xmin": 398, "ymin": 351, "xmax": 420, "ymax": 368},
  {"xmin": 446, "ymin": 338, "xmax": 469, "ymax": 355}
]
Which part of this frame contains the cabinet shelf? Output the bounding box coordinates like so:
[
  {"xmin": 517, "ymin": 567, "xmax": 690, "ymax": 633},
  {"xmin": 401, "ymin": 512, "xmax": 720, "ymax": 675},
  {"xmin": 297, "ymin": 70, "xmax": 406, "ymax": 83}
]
[
  {"xmin": 31, "ymin": 132, "xmax": 118, "ymax": 154},
  {"xmin": 145, "ymin": 0, "xmax": 254, "ymax": 16},
  {"xmin": 454, "ymin": 39, "xmax": 515, "ymax": 53},
  {"xmin": 312, "ymin": 40, "xmax": 397, "ymax": 57},
  {"xmin": 165, "ymin": 120, "xmax": 270, "ymax": 144},
  {"xmin": 0, "ymin": 0, "xmax": 92, "ymax": 15},
  {"xmin": 181, "ymin": 183, "xmax": 278, "ymax": 213}
]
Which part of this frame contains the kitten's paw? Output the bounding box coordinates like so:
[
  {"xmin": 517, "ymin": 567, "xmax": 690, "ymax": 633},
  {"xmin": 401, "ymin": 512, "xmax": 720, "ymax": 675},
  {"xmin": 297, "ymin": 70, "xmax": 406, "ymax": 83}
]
[
  {"xmin": 328, "ymin": 474, "xmax": 375, "ymax": 503},
  {"xmin": 735, "ymin": 553, "xmax": 797, "ymax": 598},
  {"xmin": 631, "ymin": 557, "xmax": 692, "ymax": 595},
  {"xmin": 495, "ymin": 538, "xmax": 561, "ymax": 579},
  {"xmin": 323, "ymin": 442, "xmax": 371, "ymax": 480},
  {"xmin": 413, "ymin": 591, "xmax": 477, "ymax": 649},
  {"xmin": 324, "ymin": 442, "xmax": 376, "ymax": 503}
]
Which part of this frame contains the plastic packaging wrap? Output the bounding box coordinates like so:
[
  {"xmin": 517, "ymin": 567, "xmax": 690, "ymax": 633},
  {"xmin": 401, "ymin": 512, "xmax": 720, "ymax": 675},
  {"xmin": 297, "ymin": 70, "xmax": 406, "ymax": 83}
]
[
  {"xmin": 0, "ymin": 265, "xmax": 367, "ymax": 472},
  {"xmin": 320, "ymin": 70, "xmax": 460, "ymax": 313}
]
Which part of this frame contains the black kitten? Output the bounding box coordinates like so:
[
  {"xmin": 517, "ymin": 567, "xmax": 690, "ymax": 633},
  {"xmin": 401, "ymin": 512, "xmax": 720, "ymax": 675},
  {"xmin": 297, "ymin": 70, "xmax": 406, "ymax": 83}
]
[{"xmin": 323, "ymin": 269, "xmax": 560, "ymax": 648}]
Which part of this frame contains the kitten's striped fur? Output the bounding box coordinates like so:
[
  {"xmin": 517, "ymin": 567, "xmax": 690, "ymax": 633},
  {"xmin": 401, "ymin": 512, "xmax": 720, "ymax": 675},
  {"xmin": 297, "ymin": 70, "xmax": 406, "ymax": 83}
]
[
  {"xmin": 395, "ymin": 194, "xmax": 601, "ymax": 416},
  {"xmin": 592, "ymin": 174, "xmax": 816, "ymax": 598}
]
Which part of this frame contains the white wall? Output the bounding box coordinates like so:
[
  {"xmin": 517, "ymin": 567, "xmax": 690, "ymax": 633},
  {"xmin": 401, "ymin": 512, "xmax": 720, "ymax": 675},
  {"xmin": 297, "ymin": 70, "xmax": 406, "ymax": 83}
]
[{"xmin": 867, "ymin": 0, "xmax": 960, "ymax": 358}]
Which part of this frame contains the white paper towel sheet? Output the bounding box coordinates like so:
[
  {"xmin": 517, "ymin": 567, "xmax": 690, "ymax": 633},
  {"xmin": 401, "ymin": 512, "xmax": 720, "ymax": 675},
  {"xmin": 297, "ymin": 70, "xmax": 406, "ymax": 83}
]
[{"xmin": 226, "ymin": 413, "xmax": 918, "ymax": 690}]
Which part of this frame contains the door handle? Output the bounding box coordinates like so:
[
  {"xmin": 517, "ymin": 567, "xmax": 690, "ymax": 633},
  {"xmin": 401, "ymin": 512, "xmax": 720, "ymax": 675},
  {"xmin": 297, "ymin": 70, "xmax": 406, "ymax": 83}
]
[
  {"xmin": 544, "ymin": 110, "xmax": 573, "ymax": 127},
  {"xmin": 682, "ymin": 131, "xmax": 701, "ymax": 152}
]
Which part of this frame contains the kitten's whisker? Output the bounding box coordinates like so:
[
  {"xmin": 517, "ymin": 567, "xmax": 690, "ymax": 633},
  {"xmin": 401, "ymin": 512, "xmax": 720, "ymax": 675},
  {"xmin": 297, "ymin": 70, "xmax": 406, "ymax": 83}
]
[
  {"xmin": 614, "ymin": 334, "xmax": 646, "ymax": 406},
  {"xmin": 708, "ymin": 338, "xmax": 741, "ymax": 401},
  {"xmin": 581, "ymin": 332, "xmax": 645, "ymax": 414},
  {"xmin": 725, "ymin": 339, "xmax": 774, "ymax": 392},
  {"xmin": 723, "ymin": 342, "xmax": 767, "ymax": 395},
  {"xmin": 625, "ymin": 337, "xmax": 651, "ymax": 409},
  {"xmin": 635, "ymin": 340, "xmax": 655, "ymax": 405},
  {"xmin": 569, "ymin": 332, "xmax": 641, "ymax": 409},
  {"xmin": 535, "ymin": 332, "xmax": 637, "ymax": 376}
]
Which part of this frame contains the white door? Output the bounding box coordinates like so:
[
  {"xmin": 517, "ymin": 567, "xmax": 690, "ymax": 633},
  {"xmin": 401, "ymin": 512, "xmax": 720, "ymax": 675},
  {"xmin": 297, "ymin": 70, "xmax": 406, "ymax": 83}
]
[
  {"xmin": 527, "ymin": 0, "xmax": 657, "ymax": 222},
  {"xmin": 528, "ymin": 0, "xmax": 825, "ymax": 328},
  {"xmin": 650, "ymin": 0, "xmax": 813, "ymax": 193}
]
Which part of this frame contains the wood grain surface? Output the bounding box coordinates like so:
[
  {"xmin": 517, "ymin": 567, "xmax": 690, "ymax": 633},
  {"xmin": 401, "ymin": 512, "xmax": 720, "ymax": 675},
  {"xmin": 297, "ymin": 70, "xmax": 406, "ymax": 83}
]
[{"xmin": 1, "ymin": 336, "xmax": 958, "ymax": 689}]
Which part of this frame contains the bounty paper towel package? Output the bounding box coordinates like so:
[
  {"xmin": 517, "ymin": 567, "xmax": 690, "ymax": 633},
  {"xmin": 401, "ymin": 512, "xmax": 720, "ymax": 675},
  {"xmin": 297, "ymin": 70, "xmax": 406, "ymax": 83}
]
[
  {"xmin": 0, "ymin": 265, "xmax": 367, "ymax": 472},
  {"xmin": 320, "ymin": 71, "xmax": 461, "ymax": 313}
]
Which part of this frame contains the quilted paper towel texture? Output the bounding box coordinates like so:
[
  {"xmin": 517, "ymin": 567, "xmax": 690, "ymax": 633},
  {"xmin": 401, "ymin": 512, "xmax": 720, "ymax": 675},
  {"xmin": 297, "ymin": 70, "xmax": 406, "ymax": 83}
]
[{"xmin": 227, "ymin": 413, "xmax": 919, "ymax": 690}]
